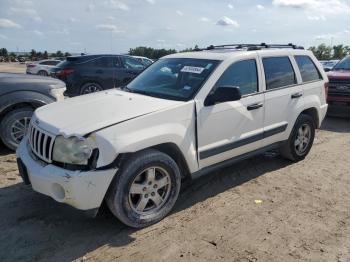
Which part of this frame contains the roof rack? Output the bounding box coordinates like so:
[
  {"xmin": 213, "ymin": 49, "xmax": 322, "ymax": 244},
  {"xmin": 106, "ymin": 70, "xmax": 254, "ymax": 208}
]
[{"xmin": 196, "ymin": 43, "xmax": 304, "ymax": 51}]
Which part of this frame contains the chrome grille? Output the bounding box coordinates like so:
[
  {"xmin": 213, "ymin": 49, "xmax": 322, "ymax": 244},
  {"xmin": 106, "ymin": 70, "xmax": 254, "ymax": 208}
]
[{"xmin": 28, "ymin": 123, "xmax": 55, "ymax": 163}]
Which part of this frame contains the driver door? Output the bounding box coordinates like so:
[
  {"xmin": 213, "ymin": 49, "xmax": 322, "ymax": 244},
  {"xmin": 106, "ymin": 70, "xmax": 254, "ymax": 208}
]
[{"xmin": 197, "ymin": 59, "xmax": 265, "ymax": 168}]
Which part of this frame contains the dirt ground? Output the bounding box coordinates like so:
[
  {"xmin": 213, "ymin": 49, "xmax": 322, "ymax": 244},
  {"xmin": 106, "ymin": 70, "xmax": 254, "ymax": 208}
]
[
  {"xmin": 0, "ymin": 116, "xmax": 349, "ymax": 262},
  {"xmin": 0, "ymin": 62, "xmax": 26, "ymax": 74}
]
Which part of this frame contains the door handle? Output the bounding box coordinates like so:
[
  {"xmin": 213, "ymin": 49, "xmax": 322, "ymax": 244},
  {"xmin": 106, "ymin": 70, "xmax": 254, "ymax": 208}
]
[
  {"xmin": 291, "ymin": 92, "xmax": 303, "ymax": 99},
  {"xmin": 247, "ymin": 103, "xmax": 263, "ymax": 111},
  {"xmin": 96, "ymin": 69, "xmax": 103, "ymax": 74}
]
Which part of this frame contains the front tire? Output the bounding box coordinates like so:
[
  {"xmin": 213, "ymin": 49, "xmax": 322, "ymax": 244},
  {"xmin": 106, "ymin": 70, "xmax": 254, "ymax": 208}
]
[
  {"xmin": 280, "ymin": 114, "xmax": 315, "ymax": 161},
  {"xmin": 0, "ymin": 107, "xmax": 33, "ymax": 150},
  {"xmin": 106, "ymin": 149, "xmax": 181, "ymax": 228}
]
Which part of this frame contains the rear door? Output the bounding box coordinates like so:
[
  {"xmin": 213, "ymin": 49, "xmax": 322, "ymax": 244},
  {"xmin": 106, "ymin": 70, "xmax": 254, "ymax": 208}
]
[
  {"xmin": 89, "ymin": 57, "xmax": 115, "ymax": 89},
  {"xmin": 259, "ymin": 54, "xmax": 304, "ymax": 146}
]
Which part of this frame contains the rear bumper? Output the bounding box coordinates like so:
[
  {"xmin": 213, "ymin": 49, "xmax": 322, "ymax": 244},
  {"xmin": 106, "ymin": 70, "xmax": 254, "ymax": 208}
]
[
  {"xmin": 319, "ymin": 104, "xmax": 328, "ymax": 125},
  {"xmin": 16, "ymin": 137, "xmax": 117, "ymax": 210}
]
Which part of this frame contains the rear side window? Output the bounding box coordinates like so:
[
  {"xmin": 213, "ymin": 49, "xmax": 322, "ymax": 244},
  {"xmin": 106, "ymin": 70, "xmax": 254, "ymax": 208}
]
[
  {"xmin": 215, "ymin": 59, "xmax": 258, "ymax": 96},
  {"xmin": 263, "ymin": 57, "xmax": 296, "ymax": 90},
  {"xmin": 93, "ymin": 57, "xmax": 114, "ymax": 68},
  {"xmin": 295, "ymin": 56, "xmax": 322, "ymax": 82}
]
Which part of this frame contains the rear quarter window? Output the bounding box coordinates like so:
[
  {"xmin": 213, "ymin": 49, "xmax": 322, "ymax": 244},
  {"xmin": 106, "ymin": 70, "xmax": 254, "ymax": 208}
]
[
  {"xmin": 295, "ymin": 55, "xmax": 322, "ymax": 82},
  {"xmin": 263, "ymin": 56, "xmax": 297, "ymax": 90}
]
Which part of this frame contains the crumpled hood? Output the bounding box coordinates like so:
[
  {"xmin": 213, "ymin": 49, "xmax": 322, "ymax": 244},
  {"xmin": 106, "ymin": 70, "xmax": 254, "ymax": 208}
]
[{"xmin": 33, "ymin": 89, "xmax": 183, "ymax": 136}]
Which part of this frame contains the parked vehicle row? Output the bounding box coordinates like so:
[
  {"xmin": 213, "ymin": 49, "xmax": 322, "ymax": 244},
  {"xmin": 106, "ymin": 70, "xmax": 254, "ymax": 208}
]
[
  {"xmin": 50, "ymin": 54, "xmax": 146, "ymax": 96},
  {"xmin": 16, "ymin": 43, "xmax": 328, "ymax": 228},
  {"xmin": 320, "ymin": 60, "xmax": 339, "ymax": 71}
]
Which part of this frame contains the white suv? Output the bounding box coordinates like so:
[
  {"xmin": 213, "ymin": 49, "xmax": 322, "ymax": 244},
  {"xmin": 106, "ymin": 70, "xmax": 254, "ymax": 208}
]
[
  {"xmin": 17, "ymin": 44, "xmax": 328, "ymax": 228},
  {"xmin": 26, "ymin": 59, "xmax": 61, "ymax": 76}
]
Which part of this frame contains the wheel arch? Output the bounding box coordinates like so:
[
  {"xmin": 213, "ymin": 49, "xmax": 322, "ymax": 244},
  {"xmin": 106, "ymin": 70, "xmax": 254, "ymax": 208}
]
[
  {"xmin": 114, "ymin": 143, "xmax": 191, "ymax": 179},
  {"xmin": 0, "ymin": 101, "xmax": 44, "ymax": 123},
  {"xmin": 300, "ymin": 107, "xmax": 319, "ymax": 128}
]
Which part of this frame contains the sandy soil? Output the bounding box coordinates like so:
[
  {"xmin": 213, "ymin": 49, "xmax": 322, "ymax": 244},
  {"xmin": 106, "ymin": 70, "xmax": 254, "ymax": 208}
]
[
  {"xmin": 0, "ymin": 117, "xmax": 350, "ymax": 262},
  {"xmin": 0, "ymin": 62, "xmax": 26, "ymax": 74}
]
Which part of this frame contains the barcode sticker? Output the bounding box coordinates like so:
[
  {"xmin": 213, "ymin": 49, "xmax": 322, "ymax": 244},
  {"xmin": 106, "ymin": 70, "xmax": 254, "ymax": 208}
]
[{"xmin": 181, "ymin": 66, "xmax": 205, "ymax": 74}]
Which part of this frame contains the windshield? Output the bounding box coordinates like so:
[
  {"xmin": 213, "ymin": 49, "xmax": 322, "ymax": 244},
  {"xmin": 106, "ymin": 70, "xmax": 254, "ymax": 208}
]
[
  {"xmin": 126, "ymin": 58, "xmax": 220, "ymax": 101},
  {"xmin": 333, "ymin": 56, "xmax": 350, "ymax": 71}
]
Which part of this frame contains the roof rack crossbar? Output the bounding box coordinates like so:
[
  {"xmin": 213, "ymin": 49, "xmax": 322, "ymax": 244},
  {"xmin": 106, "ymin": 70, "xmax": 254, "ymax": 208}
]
[{"xmin": 201, "ymin": 43, "xmax": 304, "ymax": 51}]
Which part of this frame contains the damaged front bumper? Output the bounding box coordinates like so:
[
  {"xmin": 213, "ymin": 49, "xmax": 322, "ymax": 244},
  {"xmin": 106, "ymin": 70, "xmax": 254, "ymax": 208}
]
[{"xmin": 16, "ymin": 137, "xmax": 117, "ymax": 210}]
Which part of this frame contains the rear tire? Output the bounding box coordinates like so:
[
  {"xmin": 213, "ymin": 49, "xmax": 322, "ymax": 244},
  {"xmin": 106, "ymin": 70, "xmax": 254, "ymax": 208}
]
[
  {"xmin": 0, "ymin": 107, "xmax": 33, "ymax": 151},
  {"xmin": 280, "ymin": 114, "xmax": 315, "ymax": 161},
  {"xmin": 80, "ymin": 83, "xmax": 103, "ymax": 95},
  {"xmin": 38, "ymin": 70, "xmax": 48, "ymax": 76},
  {"xmin": 106, "ymin": 149, "xmax": 181, "ymax": 228}
]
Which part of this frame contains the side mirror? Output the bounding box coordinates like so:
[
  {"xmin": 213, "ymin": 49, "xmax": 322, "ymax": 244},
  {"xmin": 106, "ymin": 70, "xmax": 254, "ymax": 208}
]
[
  {"xmin": 204, "ymin": 86, "xmax": 242, "ymax": 106},
  {"xmin": 324, "ymin": 68, "xmax": 331, "ymax": 72}
]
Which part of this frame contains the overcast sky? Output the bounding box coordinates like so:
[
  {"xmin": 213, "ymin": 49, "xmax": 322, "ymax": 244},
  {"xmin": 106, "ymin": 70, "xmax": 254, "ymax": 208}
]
[{"xmin": 0, "ymin": 0, "xmax": 349, "ymax": 54}]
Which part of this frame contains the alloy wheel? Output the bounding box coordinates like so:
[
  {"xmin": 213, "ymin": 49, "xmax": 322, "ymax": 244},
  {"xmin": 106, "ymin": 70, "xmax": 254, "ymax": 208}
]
[
  {"xmin": 294, "ymin": 123, "xmax": 311, "ymax": 156},
  {"xmin": 128, "ymin": 166, "xmax": 171, "ymax": 215},
  {"xmin": 10, "ymin": 117, "xmax": 31, "ymax": 144}
]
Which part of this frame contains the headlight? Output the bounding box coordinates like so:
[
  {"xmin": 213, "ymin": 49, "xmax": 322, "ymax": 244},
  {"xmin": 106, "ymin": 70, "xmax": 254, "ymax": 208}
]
[
  {"xmin": 53, "ymin": 136, "xmax": 96, "ymax": 165},
  {"xmin": 49, "ymin": 88, "xmax": 66, "ymax": 101}
]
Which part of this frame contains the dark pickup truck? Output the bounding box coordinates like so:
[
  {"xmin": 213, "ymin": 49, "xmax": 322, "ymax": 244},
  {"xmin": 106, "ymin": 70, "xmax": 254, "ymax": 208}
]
[
  {"xmin": 0, "ymin": 73, "xmax": 66, "ymax": 150},
  {"xmin": 327, "ymin": 55, "xmax": 350, "ymax": 117}
]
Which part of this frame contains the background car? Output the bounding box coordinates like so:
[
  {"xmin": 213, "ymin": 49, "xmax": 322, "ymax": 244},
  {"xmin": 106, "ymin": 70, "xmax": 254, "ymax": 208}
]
[
  {"xmin": 320, "ymin": 60, "xmax": 339, "ymax": 71},
  {"xmin": 26, "ymin": 59, "xmax": 61, "ymax": 76},
  {"xmin": 51, "ymin": 54, "xmax": 146, "ymax": 96},
  {"xmin": 0, "ymin": 73, "xmax": 66, "ymax": 150},
  {"xmin": 131, "ymin": 56, "xmax": 154, "ymax": 66},
  {"xmin": 326, "ymin": 55, "xmax": 350, "ymax": 117}
]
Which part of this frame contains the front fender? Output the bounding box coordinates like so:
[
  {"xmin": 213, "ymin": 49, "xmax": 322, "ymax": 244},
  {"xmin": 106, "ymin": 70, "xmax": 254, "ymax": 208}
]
[{"xmin": 94, "ymin": 101, "xmax": 199, "ymax": 173}]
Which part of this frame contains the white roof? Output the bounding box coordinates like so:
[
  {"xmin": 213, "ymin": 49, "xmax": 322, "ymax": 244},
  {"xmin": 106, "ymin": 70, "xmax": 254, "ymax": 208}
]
[{"xmin": 164, "ymin": 48, "xmax": 312, "ymax": 61}]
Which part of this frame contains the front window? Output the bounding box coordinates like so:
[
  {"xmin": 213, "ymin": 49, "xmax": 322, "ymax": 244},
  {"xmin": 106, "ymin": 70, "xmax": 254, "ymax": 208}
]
[
  {"xmin": 215, "ymin": 59, "xmax": 258, "ymax": 96},
  {"xmin": 333, "ymin": 56, "xmax": 350, "ymax": 71},
  {"xmin": 126, "ymin": 58, "xmax": 220, "ymax": 101}
]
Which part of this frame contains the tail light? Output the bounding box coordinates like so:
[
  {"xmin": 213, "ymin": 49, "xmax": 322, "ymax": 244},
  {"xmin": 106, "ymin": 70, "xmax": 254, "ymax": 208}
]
[
  {"xmin": 56, "ymin": 68, "xmax": 74, "ymax": 77},
  {"xmin": 27, "ymin": 64, "xmax": 36, "ymax": 68},
  {"xmin": 324, "ymin": 82, "xmax": 329, "ymax": 101}
]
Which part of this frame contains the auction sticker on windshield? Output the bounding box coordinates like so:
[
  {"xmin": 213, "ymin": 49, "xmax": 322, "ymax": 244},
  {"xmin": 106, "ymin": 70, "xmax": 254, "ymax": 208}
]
[{"xmin": 181, "ymin": 66, "xmax": 205, "ymax": 74}]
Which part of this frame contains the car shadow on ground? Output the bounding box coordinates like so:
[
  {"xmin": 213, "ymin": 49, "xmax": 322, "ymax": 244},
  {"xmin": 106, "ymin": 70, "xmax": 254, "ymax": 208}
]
[
  {"xmin": 0, "ymin": 152, "xmax": 291, "ymax": 262},
  {"xmin": 320, "ymin": 115, "xmax": 350, "ymax": 133},
  {"xmin": 0, "ymin": 116, "xmax": 348, "ymax": 262},
  {"xmin": 0, "ymin": 141, "xmax": 12, "ymax": 156}
]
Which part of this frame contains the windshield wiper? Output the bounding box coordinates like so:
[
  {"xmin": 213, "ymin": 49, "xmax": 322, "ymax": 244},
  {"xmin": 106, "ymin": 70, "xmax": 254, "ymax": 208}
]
[{"xmin": 119, "ymin": 85, "xmax": 134, "ymax": 92}]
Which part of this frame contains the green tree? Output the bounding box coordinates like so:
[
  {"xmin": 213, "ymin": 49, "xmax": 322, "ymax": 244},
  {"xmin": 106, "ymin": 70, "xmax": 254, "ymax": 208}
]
[
  {"xmin": 308, "ymin": 44, "xmax": 332, "ymax": 60},
  {"xmin": 55, "ymin": 50, "xmax": 64, "ymax": 57},
  {"xmin": 0, "ymin": 48, "xmax": 8, "ymax": 57},
  {"xmin": 43, "ymin": 50, "xmax": 48, "ymax": 59},
  {"xmin": 30, "ymin": 49, "xmax": 37, "ymax": 60},
  {"xmin": 333, "ymin": 45, "xmax": 349, "ymax": 59},
  {"xmin": 64, "ymin": 52, "xmax": 71, "ymax": 57},
  {"xmin": 129, "ymin": 46, "xmax": 177, "ymax": 59}
]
